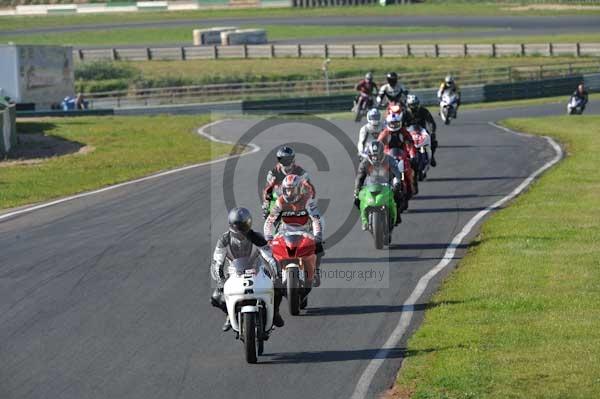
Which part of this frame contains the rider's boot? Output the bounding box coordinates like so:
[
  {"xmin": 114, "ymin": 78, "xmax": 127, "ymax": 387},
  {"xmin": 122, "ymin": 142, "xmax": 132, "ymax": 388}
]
[
  {"xmin": 313, "ymin": 250, "xmax": 323, "ymax": 287},
  {"xmin": 222, "ymin": 316, "xmax": 232, "ymax": 332},
  {"xmin": 273, "ymin": 291, "xmax": 285, "ymax": 327}
]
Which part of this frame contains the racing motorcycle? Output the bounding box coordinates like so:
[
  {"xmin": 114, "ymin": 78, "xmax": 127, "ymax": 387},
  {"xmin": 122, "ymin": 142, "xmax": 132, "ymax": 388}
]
[
  {"xmin": 387, "ymin": 147, "xmax": 412, "ymax": 211},
  {"xmin": 440, "ymin": 90, "xmax": 458, "ymax": 125},
  {"xmin": 223, "ymin": 257, "xmax": 275, "ymax": 364},
  {"xmin": 270, "ymin": 223, "xmax": 317, "ymax": 315},
  {"xmin": 354, "ymin": 92, "xmax": 374, "ymax": 123},
  {"xmin": 357, "ymin": 160, "xmax": 397, "ymax": 249},
  {"xmin": 567, "ymin": 95, "xmax": 586, "ymax": 115},
  {"xmin": 406, "ymin": 125, "xmax": 431, "ymax": 182}
]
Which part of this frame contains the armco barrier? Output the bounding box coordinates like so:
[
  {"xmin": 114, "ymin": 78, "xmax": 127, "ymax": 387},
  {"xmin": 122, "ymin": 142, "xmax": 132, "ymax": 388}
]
[
  {"xmin": 483, "ymin": 76, "xmax": 583, "ymax": 103},
  {"xmin": 75, "ymin": 42, "xmax": 600, "ymax": 62},
  {"xmin": 242, "ymin": 75, "xmax": 591, "ymax": 115}
]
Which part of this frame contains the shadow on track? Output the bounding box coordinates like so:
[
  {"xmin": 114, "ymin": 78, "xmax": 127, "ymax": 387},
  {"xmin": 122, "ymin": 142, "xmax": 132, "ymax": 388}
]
[
  {"xmin": 322, "ymin": 256, "xmax": 441, "ymax": 264},
  {"xmin": 427, "ymin": 176, "xmax": 526, "ymax": 182},
  {"xmin": 413, "ymin": 193, "xmax": 504, "ymax": 201},
  {"xmin": 388, "ymin": 241, "xmax": 481, "ymax": 251},
  {"xmin": 407, "ymin": 206, "xmax": 499, "ymax": 214},
  {"xmin": 264, "ymin": 345, "xmax": 455, "ymax": 364},
  {"xmin": 303, "ymin": 300, "xmax": 465, "ymax": 317}
]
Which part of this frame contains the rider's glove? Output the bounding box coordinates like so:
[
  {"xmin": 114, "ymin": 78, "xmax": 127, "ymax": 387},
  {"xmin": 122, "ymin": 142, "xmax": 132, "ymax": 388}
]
[{"xmin": 353, "ymin": 189, "xmax": 360, "ymax": 208}]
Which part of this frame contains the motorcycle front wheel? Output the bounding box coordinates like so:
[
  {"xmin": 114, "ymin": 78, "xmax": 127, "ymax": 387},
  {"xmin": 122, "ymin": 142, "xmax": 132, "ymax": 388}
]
[
  {"xmin": 371, "ymin": 211, "xmax": 386, "ymax": 250},
  {"xmin": 243, "ymin": 312, "xmax": 258, "ymax": 364}
]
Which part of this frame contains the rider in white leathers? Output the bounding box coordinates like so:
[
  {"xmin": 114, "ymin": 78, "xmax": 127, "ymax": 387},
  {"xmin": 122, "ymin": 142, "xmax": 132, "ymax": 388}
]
[
  {"xmin": 211, "ymin": 208, "xmax": 284, "ymax": 332},
  {"xmin": 357, "ymin": 108, "xmax": 383, "ymax": 156},
  {"xmin": 376, "ymin": 72, "xmax": 409, "ymax": 107}
]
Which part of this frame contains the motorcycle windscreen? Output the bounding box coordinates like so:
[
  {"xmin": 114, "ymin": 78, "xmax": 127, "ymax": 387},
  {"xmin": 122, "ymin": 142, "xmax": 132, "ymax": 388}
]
[{"xmin": 227, "ymin": 256, "xmax": 256, "ymax": 276}]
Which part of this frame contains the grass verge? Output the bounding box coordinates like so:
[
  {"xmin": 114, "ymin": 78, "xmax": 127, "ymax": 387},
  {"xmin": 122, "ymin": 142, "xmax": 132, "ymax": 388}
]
[
  {"xmin": 390, "ymin": 115, "xmax": 600, "ymax": 398},
  {"xmin": 0, "ymin": 115, "xmax": 232, "ymax": 210},
  {"xmin": 0, "ymin": 25, "xmax": 488, "ymax": 46},
  {"xmin": 1, "ymin": 3, "xmax": 599, "ymax": 33}
]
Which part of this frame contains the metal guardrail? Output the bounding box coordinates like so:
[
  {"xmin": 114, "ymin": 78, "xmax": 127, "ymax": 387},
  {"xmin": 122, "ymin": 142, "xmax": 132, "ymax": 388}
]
[
  {"xmin": 84, "ymin": 60, "xmax": 600, "ymax": 109},
  {"xmin": 75, "ymin": 42, "xmax": 600, "ymax": 62}
]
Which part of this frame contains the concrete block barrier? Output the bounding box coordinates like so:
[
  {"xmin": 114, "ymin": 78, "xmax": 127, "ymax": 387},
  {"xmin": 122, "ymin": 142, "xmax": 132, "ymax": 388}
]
[
  {"xmin": 193, "ymin": 27, "xmax": 238, "ymax": 46},
  {"xmin": 221, "ymin": 29, "xmax": 268, "ymax": 46}
]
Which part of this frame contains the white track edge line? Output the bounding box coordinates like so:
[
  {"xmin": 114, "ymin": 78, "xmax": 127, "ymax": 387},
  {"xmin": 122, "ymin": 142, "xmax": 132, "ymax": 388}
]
[
  {"xmin": 0, "ymin": 119, "xmax": 260, "ymax": 223},
  {"xmin": 350, "ymin": 122, "xmax": 563, "ymax": 399}
]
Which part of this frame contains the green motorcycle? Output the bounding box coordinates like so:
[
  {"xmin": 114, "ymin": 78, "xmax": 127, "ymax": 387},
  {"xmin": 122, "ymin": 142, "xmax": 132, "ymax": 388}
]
[{"xmin": 358, "ymin": 183, "xmax": 397, "ymax": 249}]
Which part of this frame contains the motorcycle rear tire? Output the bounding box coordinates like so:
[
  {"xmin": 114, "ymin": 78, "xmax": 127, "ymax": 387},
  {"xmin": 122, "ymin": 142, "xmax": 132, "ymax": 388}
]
[{"xmin": 243, "ymin": 312, "xmax": 258, "ymax": 364}]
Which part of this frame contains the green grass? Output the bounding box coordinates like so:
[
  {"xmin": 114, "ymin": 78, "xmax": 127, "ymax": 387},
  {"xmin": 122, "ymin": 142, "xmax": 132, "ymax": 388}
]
[
  {"xmin": 389, "ymin": 33, "xmax": 600, "ymax": 45},
  {"xmin": 392, "ymin": 115, "xmax": 600, "ymax": 398},
  {"xmin": 1, "ymin": 3, "xmax": 599, "ymax": 33},
  {"xmin": 0, "ymin": 25, "xmax": 489, "ymax": 46},
  {"xmin": 0, "ymin": 115, "xmax": 232, "ymax": 210}
]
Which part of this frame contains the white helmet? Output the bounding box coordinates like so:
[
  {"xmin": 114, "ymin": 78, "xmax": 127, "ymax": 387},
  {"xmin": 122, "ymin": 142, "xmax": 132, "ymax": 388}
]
[
  {"xmin": 366, "ymin": 108, "xmax": 381, "ymax": 128},
  {"xmin": 445, "ymin": 75, "xmax": 454, "ymax": 84},
  {"xmin": 386, "ymin": 112, "xmax": 402, "ymax": 132},
  {"xmin": 281, "ymin": 174, "xmax": 302, "ymax": 203}
]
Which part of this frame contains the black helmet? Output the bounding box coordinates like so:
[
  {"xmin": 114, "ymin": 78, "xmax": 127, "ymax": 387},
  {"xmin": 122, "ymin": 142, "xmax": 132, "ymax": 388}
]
[
  {"xmin": 367, "ymin": 140, "xmax": 385, "ymax": 165},
  {"xmin": 406, "ymin": 94, "xmax": 420, "ymax": 110},
  {"xmin": 228, "ymin": 207, "xmax": 252, "ymax": 235},
  {"xmin": 276, "ymin": 145, "xmax": 295, "ymax": 173},
  {"xmin": 386, "ymin": 72, "xmax": 398, "ymax": 86},
  {"xmin": 276, "ymin": 146, "xmax": 295, "ymax": 166}
]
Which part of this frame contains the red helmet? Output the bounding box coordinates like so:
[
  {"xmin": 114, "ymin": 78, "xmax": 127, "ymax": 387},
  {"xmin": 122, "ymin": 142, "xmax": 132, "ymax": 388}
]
[{"xmin": 281, "ymin": 174, "xmax": 302, "ymax": 203}]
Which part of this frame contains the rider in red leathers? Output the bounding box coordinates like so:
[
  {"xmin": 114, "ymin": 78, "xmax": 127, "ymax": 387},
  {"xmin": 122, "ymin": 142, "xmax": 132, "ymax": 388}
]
[
  {"xmin": 377, "ymin": 113, "xmax": 417, "ymax": 199},
  {"xmin": 354, "ymin": 72, "xmax": 377, "ymax": 110},
  {"xmin": 264, "ymin": 174, "xmax": 324, "ymax": 287},
  {"xmin": 262, "ymin": 146, "xmax": 316, "ymax": 218}
]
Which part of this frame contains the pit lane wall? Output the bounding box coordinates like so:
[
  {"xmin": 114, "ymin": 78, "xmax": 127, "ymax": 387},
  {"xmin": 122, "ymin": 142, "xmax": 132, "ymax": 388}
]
[{"xmin": 0, "ymin": 99, "xmax": 17, "ymax": 156}]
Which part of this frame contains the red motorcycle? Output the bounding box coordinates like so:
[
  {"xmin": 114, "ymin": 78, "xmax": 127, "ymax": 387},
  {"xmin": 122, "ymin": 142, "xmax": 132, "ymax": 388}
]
[
  {"xmin": 270, "ymin": 224, "xmax": 317, "ymax": 315},
  {"xmin": 386, "ymin": 146, "xmax": 414, "ymax": 210},
  {"xmin": 354, "ymin": 92, "xmax": 374, "ymax": 123},
  {"xmin": 405, "ymin": 125, "xmax": 431, "ymax": 182}
]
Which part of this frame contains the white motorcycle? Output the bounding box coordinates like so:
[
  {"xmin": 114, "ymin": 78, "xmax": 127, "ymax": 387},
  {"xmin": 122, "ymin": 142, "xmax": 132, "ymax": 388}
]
[
  {"xmin": 439, "ymin": 90, "xmax": 458, "ymax": 125},
  {"xmin": 223, "ymin": 257, "xmax": 275, "ymax": 364},
  {"xmin": 567, "ymin": 95, "xmax": 586, "ymax": 115}
]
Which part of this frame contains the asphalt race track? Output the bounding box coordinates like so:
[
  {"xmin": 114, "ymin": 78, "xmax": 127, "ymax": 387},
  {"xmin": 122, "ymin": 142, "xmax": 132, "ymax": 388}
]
[
  {"xmin": 2, "ymin": 15, "xmax": 599, "ymax": 44},
  {"xmin": 0, "ymin": 101, "xmax": 596, "ymax": 399}
]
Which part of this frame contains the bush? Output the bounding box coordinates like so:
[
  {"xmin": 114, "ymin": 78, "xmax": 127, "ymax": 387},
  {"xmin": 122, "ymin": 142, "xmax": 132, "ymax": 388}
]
[
  {"xmin": 75, "ymin": 61, "xmax": 138, "ymax": 81},
  {"xmin": 76, "ymin": 79, "xmax": 129, "ymax": 93}
]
